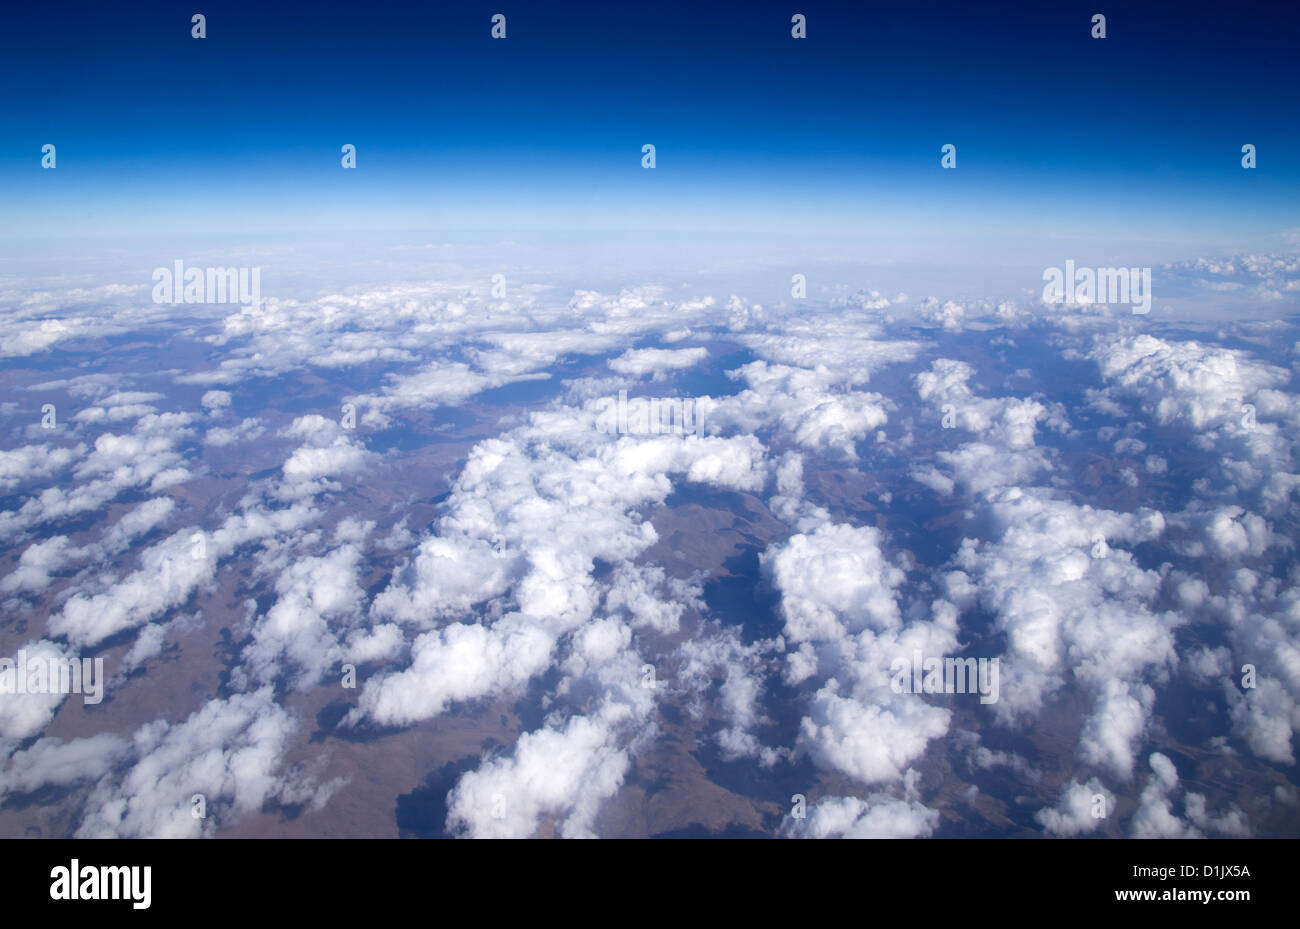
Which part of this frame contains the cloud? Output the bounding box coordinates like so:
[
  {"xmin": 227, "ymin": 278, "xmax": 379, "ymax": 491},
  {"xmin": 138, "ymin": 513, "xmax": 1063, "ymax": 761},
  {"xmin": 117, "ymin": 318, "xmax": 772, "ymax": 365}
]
[
  {"xmin": 947, "ymin": 487, "xmax": 1174, "ymax": 778},
  {"xmin": 1, "ymin": 536, "xmax": 76, "ymax": 595},
  {"xmin": 49, "ymin": 500, "xmax": 318, "ymax": 647},
  {"xmin": 0, "ymin": 413, "xmax": 193, "ymax": 539},
  {"xmin": 1130, "ymin": 752, "xmax": 1202, "ymax": 838},
  {"xmin": 915, "ymin": 358, "xmax": 1060, "ymax": 450},
  {"xmin": 75, "ymin": 688, "xmax": 326, "ymax": 838},
  {"xmin": 100, "ymin": 497, "xmax": 176, "ymax": 552},
  {"xmin": 1, "ymin": 318, "xmax": 80, "ymax": 357},
  {"xmin": 200, "ymin": 390, "xmax": 232, "ymax": 411},
  {"xmin": 676, "ymin": 627, "xmax": 782, "ymax": 765},
  {"xmin": 350, "ymin": 401, "xmax": 769, "ymax": 730},
  {"xmin": 607, "ymin": 346, "xmax": 708, "ymax": 379},
  {"xmin": 370, "ymin": 536, "xmax": 515, "ymax": 626},
  {"xmin": 446, "ymin": 710, "xmax": 633, "ymax": 838},
  {"xmin": 235, "ymin": 543, "xmax": 366, "ymax": 692},
  {"xmin": 346, "ymin": 616, "xmax": 554, "ymax": 727},
  {"xmin": 707, "ymin": 362, "xmax": 890, "ymax": 457},
  {"xmin": 1035, "ymin": 778, "xmax": 1114, "ymax": 836},
  {"xmin": 761, "ymin": 522, "xmax": 905, "ymax": 643},
  {"xmin": 0, "ymin": 640, "xmax": 75, "ymax": 739},
  {"xmin": 0, "ymin": 442, "xmax": 85, "ymax": 491},
  {"xmin": 762, "ymin": 518, "xmax": 956, "ymax": 785},
  {"xmin": 203, "ymin": 416, "xmax": 265, "ymax": 447},
  {"xmin": 782, "ymin": 794, "xmax": 939, "ymax": 838},
  {"xmin": 5, "ymin": 258, "xmax": 1299, "ymax": 839},
  {"xmin": 798, "ymin": 686, "xmax": 951, "ymax": 785},
  {"xmin": 1, "ymin": 734, "xmax": 130, "ymax": 799},
  {"xmin": 1093, "ymin": 333, "xmax": 1291, "ymax": 428},
  {"xmin": 737, "ymin": 314, "xmax": 924, "ymax": 377}
]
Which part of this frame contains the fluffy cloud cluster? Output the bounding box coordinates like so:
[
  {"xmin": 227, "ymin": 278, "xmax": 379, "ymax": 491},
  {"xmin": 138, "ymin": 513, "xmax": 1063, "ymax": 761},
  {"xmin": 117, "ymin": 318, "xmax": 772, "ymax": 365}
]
[
  {"xmin": 607, "ymin": 346, "xmax": 708, "ymax": 379},
  {"xmin": 1034, "ymin": 778, "xmax": 1115, "ymax": 836},
  {"xmin": 0, "ymin": 413, "xmax": 194, "ymax": 539},
  {"xmin": 1129, "ymin": 752, "xmax": 1250, "ymax": 838},
  {"xmin": 49, "ymin": 500, "xmax": 318, "ymax": 648},
  {"xmin": 762, "ymin": 518, "xmax": 956, "ymax": 786},
  {"xmin": 344, "ymin": 397, "xmax": 769, "ymax": 835},
  {"xmin": 944, "ymin": 488, "xmax": 1174, "ymax": 778},
  {"xmin": 4, "ymin": 258, "xmax": 1299, "ymax": 840},
  {"xmin": 708, "ymin": 362, "xmax": 890, "ymax": 457},
  {"xmin": 782, "ymin": 792, "xmax": 940, "ymax": 838},
  {"xmin": 1091, "ymin": 333, "xmax": 1300, "ymax": 766},
  {"xmin": 1, "ymin": 688, "xmax": 336, "ymax": 838}
]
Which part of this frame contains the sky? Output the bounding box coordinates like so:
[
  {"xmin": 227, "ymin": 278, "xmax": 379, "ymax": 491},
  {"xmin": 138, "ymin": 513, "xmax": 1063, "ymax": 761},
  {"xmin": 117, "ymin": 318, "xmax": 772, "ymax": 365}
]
[{"xmin": 1, "ymin": 0, "xmax": 1297, "ymax": 265}]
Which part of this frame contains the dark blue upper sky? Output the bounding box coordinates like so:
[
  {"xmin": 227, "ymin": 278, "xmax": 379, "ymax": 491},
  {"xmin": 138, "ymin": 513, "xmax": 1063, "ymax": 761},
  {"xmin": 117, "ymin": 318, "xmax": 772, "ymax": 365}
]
[{"xmin": 2, "ymin": 0, "xmax": 1297, "ymax": 258}]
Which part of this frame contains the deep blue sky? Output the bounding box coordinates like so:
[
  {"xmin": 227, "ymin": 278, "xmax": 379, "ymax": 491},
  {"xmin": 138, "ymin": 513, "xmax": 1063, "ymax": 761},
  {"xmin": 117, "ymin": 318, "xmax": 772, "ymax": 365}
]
[{"xmin": 2, "ymin": 0, "xmax": 1297, "ymax": 258}]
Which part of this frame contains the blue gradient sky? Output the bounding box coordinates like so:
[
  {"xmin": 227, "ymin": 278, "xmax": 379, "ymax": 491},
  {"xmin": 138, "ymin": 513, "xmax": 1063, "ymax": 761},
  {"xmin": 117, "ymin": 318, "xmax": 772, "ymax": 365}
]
[{"xmin": 2, "ymin": 0, "xmax": 1297, "ymax": 260}]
